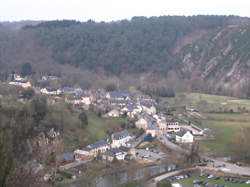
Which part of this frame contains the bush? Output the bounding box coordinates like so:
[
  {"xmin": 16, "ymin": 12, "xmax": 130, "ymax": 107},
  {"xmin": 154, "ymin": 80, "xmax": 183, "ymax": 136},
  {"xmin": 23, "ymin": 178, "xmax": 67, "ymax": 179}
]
[{"xmin": 157, "ymin": 180, "xmax": 171, "ymax": 187}]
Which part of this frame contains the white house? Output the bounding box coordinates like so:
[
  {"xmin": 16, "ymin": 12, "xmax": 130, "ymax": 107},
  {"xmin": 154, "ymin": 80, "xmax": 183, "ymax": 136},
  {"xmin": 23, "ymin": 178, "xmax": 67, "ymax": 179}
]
[
  {"xmin": 104, "ymin": 108, "xmax": 120, "ymax": 117},
  {"xmin": 74, "ymin": 140, "xmax": 109, "ymax": 159},
  {"xmin": 13, "ymin": 74, "xmax": 26, "ymax": 81},
  {"xmin": 106, "ymin": 91, "xmax": 131, "ymax": 100},
  {"xmin": 111, "ymin": 130, "xmax": 134, "ymax": 148},
  {"xmin": 121, "ymin": 105, "xmax": 142, "ymax": 118},
  {"xmin": 176, "ymin": 129, "xmax": 194, "ymax": 143},
  {"xmin": 81, "ymin": 94, "xmax": 92, "ymax": 105},
  {"xmin": 40, "ymin": 88, "xmax": 61, "ymax": 95},
  {"xmin": 102, "ymin": 147, "xmax": 128, "ymax": 162},
  {"xmin": 9, "ymin": 80, "xmax": 32, "ymax": 88}
]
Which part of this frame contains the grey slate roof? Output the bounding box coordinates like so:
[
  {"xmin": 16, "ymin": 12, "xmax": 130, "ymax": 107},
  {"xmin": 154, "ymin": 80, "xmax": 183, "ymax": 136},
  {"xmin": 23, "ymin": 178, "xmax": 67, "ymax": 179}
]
[
  {"xmin": 79, "ymin": 140, "xmax": 108, "ymax": 152},
  {"xmin": 176, "ymin": 129, "xmax": 188, "ymax": 137},
  {"xmin": 112, "ymin": 130, "xmax": 131, "ymax": 140},
  {"xmin": 109, "ymin": 91, "xmax": 131, "ymax": 99},
  {"xmin": 87, "ymin": 140, "xmax": 108, "ymax": 149}
]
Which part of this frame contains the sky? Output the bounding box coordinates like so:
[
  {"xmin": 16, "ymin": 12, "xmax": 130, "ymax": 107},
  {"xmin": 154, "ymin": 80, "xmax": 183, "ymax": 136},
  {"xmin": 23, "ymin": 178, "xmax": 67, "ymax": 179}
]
[{"xmin": 1, "ymin": 0, "xmax": 250, "ymax": 22}]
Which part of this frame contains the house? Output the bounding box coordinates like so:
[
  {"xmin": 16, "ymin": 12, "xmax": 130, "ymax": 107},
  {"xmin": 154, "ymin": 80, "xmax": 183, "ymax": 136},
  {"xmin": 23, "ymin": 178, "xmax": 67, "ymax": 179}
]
[
  {"xmin": 111, "ymin": 130, "xmax": 134, "ymax": 148},
  {"xmin": 140, "ymin": 102, "xmax": 156, "ymax": 115},
  {"xmin": 40, "ymin": 87, "xmax": 61, "ymax": 95},
  {"xmin": 121, "ymin": 105, "xmax": 142, "ymax": 118},
  {"xmin": 176, "ymin": 129, "xmax": 194, "ymax": 143},
  {"xmin": 80, "ymin": 94, "xmax": 93, "ymax": 105},
  {"xmin": 42, "ymin": 75, "xmax": 58, "ymax": 81},
  {"xmin": 166, "ymin": 121, "xmax": 180, "ymax": 132},
  {"xmin": 74, "ymin": 140, "xmax": 109, "ymax": 159},
  {"xmin": 146, "ymin": 125, "xmax": 157, "ymax": 137},
  {"xmin": 65, "ymin": 95, "xmax": 82, "ymax": 105},
  {"xmin": 106, "ymin": 91, "xmax": 131, "ymax": 100},
  {"xmin": 153, "ymin": 113, "xmax": 166, "ymax": 122},
  {"xmin": 13, "ymin": 74, "xmax": 26, "ymax": 81},
  {"xmin": 158, "ymin": 120, "xmax": 180, "ymax": 133},
  {"xmin": 135, "ymin": 114, "xmax": 155, "ymax": 130},
  {"xmin": 51, "ymin": 153, "xmax": 75, "ymax": 166},
  {"xmin": 9, "ymin": 80, "xmax": 31, "ymax": 88},
  {"xmin": 104, "ymin": 108, "xmax": 120, "ymax": 117},
  {"xmin": 102, "ymin": 147, "xmax": 128, "ymax": 162},
  {"xmin": 60, "ymin": 87, "xmax": 82, "ymax": 95},
  {"xmin": 25, "ymin": 161, "xmax": 43, "ymax": 173}
]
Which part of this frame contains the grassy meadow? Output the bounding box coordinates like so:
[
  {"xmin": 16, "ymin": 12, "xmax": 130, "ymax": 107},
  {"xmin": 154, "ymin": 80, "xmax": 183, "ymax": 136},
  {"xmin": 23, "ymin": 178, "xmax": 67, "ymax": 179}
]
[{"xmin": 163, "ymin": 92, "xmax": 250, "ymax": 157}]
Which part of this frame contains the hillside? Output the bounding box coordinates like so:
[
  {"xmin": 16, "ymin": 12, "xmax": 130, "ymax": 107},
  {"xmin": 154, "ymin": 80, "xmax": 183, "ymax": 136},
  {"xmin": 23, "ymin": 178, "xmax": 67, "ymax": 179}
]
[{"xmin": 1, "ymin": 16, "xmax": 250, "ymax": 96}]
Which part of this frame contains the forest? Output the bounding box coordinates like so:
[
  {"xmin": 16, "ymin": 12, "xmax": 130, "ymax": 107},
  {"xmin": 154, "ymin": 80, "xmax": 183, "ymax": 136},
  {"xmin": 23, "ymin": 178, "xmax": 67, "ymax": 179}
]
[{"xmin": 23, "ymin": 15, "xmax": 232, "ymax": 74}]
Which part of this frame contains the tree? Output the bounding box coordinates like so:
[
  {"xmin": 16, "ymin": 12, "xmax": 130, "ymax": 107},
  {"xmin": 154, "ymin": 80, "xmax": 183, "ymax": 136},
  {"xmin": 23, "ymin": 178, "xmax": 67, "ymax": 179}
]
[
  {"xmin": 21, "ymin": 88, "xmax": 35, "ymax": 100},
  {"xmin": 31, "ymin": 98, "xmax": 47, "ymax": 123},
  {"xmin": 231, "ymin": 131, "xmax": 250, "ymax": 163},
  {"xmin": 186, "ymin": 143, "xmax": 200, "ymax": 164},
  {"xmin": 105, "ymin": 84, "xmax": 117, "ymax": 92},
  {"xmin": 21, "ymin": 63, "xmax": 32, "ymax": 77},
  {"xmin": 78, "ymin": 111, "xmax": 88, "ymax": 128}
]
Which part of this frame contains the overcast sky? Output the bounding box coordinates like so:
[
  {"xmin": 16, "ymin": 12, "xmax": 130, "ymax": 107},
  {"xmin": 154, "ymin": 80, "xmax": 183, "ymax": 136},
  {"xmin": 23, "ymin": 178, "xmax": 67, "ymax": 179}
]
[{"xmin": 1, "ymin": 0, "xmax": 250, "ymax": 22}]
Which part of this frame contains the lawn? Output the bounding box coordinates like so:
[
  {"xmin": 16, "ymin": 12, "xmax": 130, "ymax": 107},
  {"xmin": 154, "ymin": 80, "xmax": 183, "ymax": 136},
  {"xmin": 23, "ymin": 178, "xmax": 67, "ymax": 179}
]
[
  {"xmin": 205, "ymin": 113, "xmax": 250, "ymax": 122},
  {"xmin": 177, "ymin": 174, "xmax": 250, "ymax": 187},
  {"xmin": 163, "ymin": 92, "xmax": 250, "ymax": 113},
  {"xmin": 87, "ymin": 115, "xmax": 128, "ymax": 142},
  {"xmin": 198, "ymin": 120, "xmax": 250, "ymax": 156}
]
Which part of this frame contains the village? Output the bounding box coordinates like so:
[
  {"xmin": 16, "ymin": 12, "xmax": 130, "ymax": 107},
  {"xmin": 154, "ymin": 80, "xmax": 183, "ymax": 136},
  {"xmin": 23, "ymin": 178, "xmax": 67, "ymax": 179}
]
[
  {"xmin": 5, "ymin": 73, "xmax": 250, "ymax": 187},
  {"xmin": 6, "ymin": 74, "xmax": 206, "ymax": 175}
]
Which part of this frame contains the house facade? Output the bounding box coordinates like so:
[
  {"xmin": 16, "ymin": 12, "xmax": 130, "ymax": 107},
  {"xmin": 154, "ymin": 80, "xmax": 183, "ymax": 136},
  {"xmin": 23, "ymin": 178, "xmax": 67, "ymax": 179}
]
[
  {"xmin": 74, "ymin": 140, "xmax": 109, "ymax": 159},
  {"xmin": 102, "ymin": 147, "xmax": 128, "ymax": 162},
  {"xmin": 176, "ymin": 130, "xmax": 194, "ymax": 143},
  {"xmin": 158, "ymin": 121, "xmax": 180, "ymax": 133},
  {"xmin": 9, "ymin": 80, "xmax": 32, "ymax": 88},
  {"xmin": 40, "ymin": 88, "xmax": 61, "ymax": 95},
  {"xmin": 111, "ymin": 130, "xmax": 133, "ymax": 148}
]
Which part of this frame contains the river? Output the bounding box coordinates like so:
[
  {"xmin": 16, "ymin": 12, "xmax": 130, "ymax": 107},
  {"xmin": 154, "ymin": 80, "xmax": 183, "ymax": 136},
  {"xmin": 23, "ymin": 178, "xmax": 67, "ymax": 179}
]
[{"xmin": 65, "ymin": 163, "xmax": 176, "ymax": 187}]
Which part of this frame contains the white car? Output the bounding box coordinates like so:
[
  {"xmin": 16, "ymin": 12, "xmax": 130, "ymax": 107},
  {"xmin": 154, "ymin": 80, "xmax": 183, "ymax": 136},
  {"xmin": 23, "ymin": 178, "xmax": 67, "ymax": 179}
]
[
  {"xmin": 208, "ymin": 174, "xmax": 214, "ymax": 179},
  {"xmin": 246, "ymin": 180, "xmax": 250, "ymax": 184}
]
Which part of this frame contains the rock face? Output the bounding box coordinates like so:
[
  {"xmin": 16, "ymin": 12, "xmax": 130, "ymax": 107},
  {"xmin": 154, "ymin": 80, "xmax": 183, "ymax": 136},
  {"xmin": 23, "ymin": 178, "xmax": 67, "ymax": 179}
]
[
  {"xmin": 26, "ymin": 128, "xmax": 61, "ymax": 162},
  {"xmin": 178, "ymin": 24, "xmax": 250, "ymax": 91}
]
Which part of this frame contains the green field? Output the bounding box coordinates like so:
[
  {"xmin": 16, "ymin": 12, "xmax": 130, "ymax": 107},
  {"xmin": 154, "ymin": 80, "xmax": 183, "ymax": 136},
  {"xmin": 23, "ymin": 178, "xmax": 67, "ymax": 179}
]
[
  {"xmin": 198, "ymin": 119, "xmax": 250, "ymax": 156},
  {"xmin": 164, "ymin": 92, "xmax": 250, "ymax": 112},
  {"xmin": 87, "ymin": 115, "xmax": 128, "ymax": 142},
  {"xmin": 177, "ymin": 174, "xmax": 250, "ymax": 187},
  {"xmin": 163, "ymin": 92, "xmax": 250, "ymax": 157}
]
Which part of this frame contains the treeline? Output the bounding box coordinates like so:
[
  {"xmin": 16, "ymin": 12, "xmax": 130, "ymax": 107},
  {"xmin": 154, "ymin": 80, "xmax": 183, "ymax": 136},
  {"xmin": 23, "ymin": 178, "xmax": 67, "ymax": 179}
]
[
  {"xmin": 23, "ymin": 16, "xmax": 233, "ymax": 75},
  {"xmin": 23, "ymin": 20, "xmax": 80, "ymax": 29}
]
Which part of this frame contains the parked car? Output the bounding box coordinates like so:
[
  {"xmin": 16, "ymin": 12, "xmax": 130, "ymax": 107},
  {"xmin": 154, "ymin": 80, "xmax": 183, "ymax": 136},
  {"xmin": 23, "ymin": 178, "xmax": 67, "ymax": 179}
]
[
  {"xmin": 207, "ymin": 174, "xmax": 214, "ymax": 179},
  {"xmin": 214, "ymin": 176, "xmax": 220, "ymax": 180}
]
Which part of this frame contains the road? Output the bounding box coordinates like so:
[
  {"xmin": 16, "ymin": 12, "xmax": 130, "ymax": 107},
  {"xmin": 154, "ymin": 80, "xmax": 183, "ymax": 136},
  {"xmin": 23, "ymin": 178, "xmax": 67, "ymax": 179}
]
[
  {"xmin": 130, "ymin": 132, "xmax": 147, "ymax": 148},
  {"xmin": 156, "ymin": 131, "xmax": 189, "ymax": 155},
  {"xmin": 200, "ymin": 156, "xmax": 250, "ymax": 176},
  {"xmin": 145, "ymin": 168, "xmax": 196, "ymax": 187}
]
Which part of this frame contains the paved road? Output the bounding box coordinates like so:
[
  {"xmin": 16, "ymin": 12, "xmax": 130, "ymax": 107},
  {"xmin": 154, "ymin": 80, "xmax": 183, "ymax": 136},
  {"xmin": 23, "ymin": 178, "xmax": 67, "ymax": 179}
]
[
  {"xmin": 200, "ymin": 156, "xmax": 250, "ymax": 176},
  {"xmin": 130, "ymin": 133, "xmax": 147, "ymax": 148},
  {"xmin": 134, "ymin": 149, "xmax": 167, "ymax": 162},
  {"xmin": 156, "ymin": 131, "xmax": 189, "ymax": 155},
  {"xmin": 145, "ymin": 168, "xmax": 196, "ymax": 187}
]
